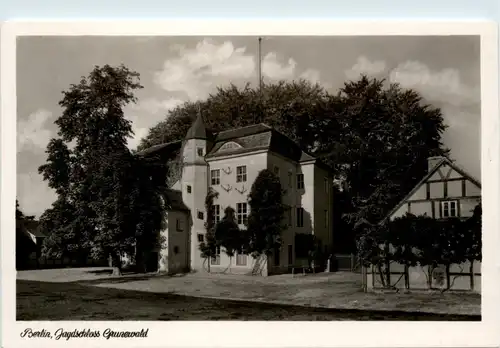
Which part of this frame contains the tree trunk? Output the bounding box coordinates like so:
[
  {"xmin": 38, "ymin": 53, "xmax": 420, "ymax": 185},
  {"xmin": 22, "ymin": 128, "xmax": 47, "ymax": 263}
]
[
  {"xmin": 135, "ymin": 249, "xmax": 146, "ymax": 273},
  {"xmin": 470, "ymin": 260, "xmax": 474, "ymax": 291},
  {"xmin": 377, "ymin": 263, "xmax": 386, "ymax": 288},
  {"xmin": 427, "ymin": 265, "xmax": 433, "ymax": 289},
  {"xmin": 445, "ymin": 264, "xmax": 451, "ymax": 290},
  {"xmin": 404, "ymin": 264, "xmax": 410, "ymax": 290},
  {"xmin": 111, "ymin": 253, "xmax": 122, "ymax": 276},
  {"xmin": 385, "ymin": 260, "xmax": 391, "ymax": 288}
]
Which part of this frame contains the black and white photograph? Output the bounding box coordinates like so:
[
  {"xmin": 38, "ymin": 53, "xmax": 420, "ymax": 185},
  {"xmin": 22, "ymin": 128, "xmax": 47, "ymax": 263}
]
[{"xmin": 2, "ymin": 21, "xmax": 499, "ymax": 348}]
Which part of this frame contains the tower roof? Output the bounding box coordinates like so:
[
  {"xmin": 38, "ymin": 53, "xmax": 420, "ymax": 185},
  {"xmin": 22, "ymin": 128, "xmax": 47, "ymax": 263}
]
[{"xmin": 185, "ymin": 106, "xmax": 210, "ymax": 140}]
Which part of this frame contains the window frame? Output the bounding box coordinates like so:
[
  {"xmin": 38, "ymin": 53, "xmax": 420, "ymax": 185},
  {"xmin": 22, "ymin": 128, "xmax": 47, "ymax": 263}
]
[
  {"xmin": 211, "ymin": 169, "xmax": 221, "ymax": 185},
  {"xmin": 176, "ymin": 219, "xmax": 183, "ymax": 231},
  {"xmin": 297, "ymin": 174, "xmax": 304, "ymax": 190},
  {"xmin": 236, "ymin": 166, "xmax": 247, "ymax": 183},
  {"xmin": 211, "ymin": 246, "xmax": 221, "ymax": 265},
  {"xmin": 442, "ymin": 200, "xmax": 458, "ymax": 218},
  {"xmin": 212, "ymin": 204, "xmax": 221, "ymax": 225},
  {"xmin": 296, "ymin": 207, "xmax": 304, "ymax": 227},
  {"xmin": 237, "ymin": 202, "xmax": 248, "ymax": 225}
]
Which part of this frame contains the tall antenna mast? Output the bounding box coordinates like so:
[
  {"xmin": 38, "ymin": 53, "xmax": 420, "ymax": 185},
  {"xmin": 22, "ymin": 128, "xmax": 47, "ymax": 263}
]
[
  {"xmin": 258, "ymin": 37, "xmax": 263, "ymax": 91},
  {"xmin": 254, "ymin": 37, "xmax": 263, "ymax": 125}
]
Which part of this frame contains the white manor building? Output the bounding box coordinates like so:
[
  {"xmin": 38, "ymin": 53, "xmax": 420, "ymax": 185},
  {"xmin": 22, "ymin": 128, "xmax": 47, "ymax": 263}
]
[{"xmin": 140, "ymin": 112, "xmax": 334, "ymax": 276}]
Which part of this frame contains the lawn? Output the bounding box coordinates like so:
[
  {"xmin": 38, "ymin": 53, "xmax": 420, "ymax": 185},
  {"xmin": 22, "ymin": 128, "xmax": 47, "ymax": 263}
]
[{"xmin": 17, "ymin": 280, "xmax": 480, "ymax": 321}]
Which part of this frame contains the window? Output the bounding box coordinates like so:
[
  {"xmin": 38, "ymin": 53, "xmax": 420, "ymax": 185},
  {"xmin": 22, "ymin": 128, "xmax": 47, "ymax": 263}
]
[
  {"xmin": 176, "ymin": 219, "xmax": 183, "ymax": 231},
  {"xmin": 288, "ymin": 172, "xmax": 293, "ymax": 188},
  {"xmin": 324, "ymin": 178, "xmax": 329, "ymax": 193},
  {"xmin": 237, "ymin": 203, "xmax": 248, "ymax": 225},
  {"xmin": 197, "ymin": 234, "xmax": 204, "ymax": 243},
  {"xmin": 236, "ymin": 252, "xmax": 247, "ymax": 266},
  {"xmin": 187, "ymin": 185, "xmax": 192, "ymax": 193},
  {"xmin": 197, "ymin": 147, "xmax": 204, "ymax": 157},
  {"xmin": 287, "ymin": 208, "xmax": 292, "ymax": 226},
  {"xmin": 211, "ymin": 169, "xmax": 220, "ymax": 185},
  {"xmin": 273, "ymin": 166, "xmax": 280, "ymax": 176},
  {"xmin": 211, "ymin": 246, "xmax": 221, "ymax": 265},
  {"xmin": 324, "ymin": 209, "xmax": 328, "ymax": 228},
  {"xmin": 297, "ymin": 174, "xmax": 304, "ymax": 189},
  {"xmin": 236, "ymin": 166, "xmax": 247, "ymax": 182},
  {"xmin": 197, "ymin": 211, "xmax": 204, "ymax": 220},
  {"xmin": 442, "ymin": 201, "xmax": 458, "ymax": 218},
  {"xmin": 212, "ymin": 204, "xmax": 220, "ymax": 225},
  {"xmin": 296, "ymin": 207, "xmax": 304, "ymax": 227},
  {"xmin": 220, "ymin": 141, "xmax": 242, "ymax": 151},
  {"xmin": 173, "ymin": 246, "xmax": 180, "ymax": 254}
]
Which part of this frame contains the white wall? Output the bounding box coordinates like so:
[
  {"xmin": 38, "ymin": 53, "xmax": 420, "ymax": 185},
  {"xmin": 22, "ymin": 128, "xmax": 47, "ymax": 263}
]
[
  {"xmin": 181, "ymin": 139, "xmax": 209, "ymax": 271},
  {"xmin": 313, "ymin": 165, "xmax": 333, "ymax": 253}
]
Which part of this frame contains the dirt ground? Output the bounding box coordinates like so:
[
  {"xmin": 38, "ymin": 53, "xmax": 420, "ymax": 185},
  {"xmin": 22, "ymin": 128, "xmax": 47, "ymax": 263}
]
[{"xmin": 17, "ymin": 267, "xmax": 481, "ymax": 316}]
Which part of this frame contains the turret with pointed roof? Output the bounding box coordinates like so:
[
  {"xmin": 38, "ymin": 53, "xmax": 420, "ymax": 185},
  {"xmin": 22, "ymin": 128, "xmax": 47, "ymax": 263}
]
[{"xmin": 185, "ymin": 105, "xmax": 212, "ymax": 141}]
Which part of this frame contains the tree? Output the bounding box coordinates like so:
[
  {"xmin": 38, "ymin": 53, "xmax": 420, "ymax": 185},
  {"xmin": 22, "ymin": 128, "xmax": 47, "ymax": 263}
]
[
  {"xmin": 16, "ymin": 200, "xmax": 37, "ymax": 269},
  {"xmin": 39, "ymin": 197, "xmax": 85, "ymax": 261},
  {"xmin": 214, "ymin": 206, "xmax": 243, "ymax": 270},
  {"xmin": 356, "ymin": 222, "xmax": 394, "ymax": 288},
  {"xmin": 137, "ymin": 81, "xmax": 330, "ymax": 152},
  {"xmin": 139, "ymin": 77, "xmax": 448, "ymax": 249},
  {"xmin": 199, "ymin": 188, "xmax": 219, "ymax": 272},
  {"xmin": 38, "ymin": 64, "xmax": 167, "ymax": 276},
  {"xmin": 464, "ymin": 203, "xmax": 482, "ymax": 263},
  {"xmin": 329, "ymin": 77, "xmax": 448, "ymax": 230},
  {"xmin": 463, "ymin": 203, "xmax": 482, "ymax": 290},
  {"xmin": 389, "ymin": 214, "xmax": 421, "ymax": 289},
  {"xmin": 246, "ymin": 169, "xmax": 286, "ymax": 257}
]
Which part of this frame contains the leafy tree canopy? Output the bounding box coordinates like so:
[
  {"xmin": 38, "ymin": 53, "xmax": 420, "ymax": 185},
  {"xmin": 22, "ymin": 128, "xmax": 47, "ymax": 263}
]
[
  {"xmin": 139, "ymin": 76, "xmax": 448, "ymax": 233},
  {"xmin": 215, "ymin": 206, "xmax": 243, "ymax": 257},
  {"xmin": 38, "ymin": 65, "xmax": 167, "ymax": 274},
  {"xmin": 247, "ymin": 169, "xmax": 286, "ymax": 256}
]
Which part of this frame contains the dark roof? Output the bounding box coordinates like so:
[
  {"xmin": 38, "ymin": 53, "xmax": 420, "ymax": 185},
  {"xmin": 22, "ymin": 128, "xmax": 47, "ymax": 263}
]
[
  {"xmin": 185, "ymin": 110, "xmax": 212, "ymax": 140},
  {"xmin": 208, "ymin": 123, "xmax": 320, "ymax": 165},
  {"xmin": 215, "ymin": 123, "xmax": 272, "ymax": 142},
  {"xmin": 140, "ymin": 122, "xmax": 326, "ymax": 169},
  {"xmin": 17, "ymin": 220, "xmax": 45, "ymax": 238},
  {"xmin": 137, "ymin": 140, "xmax": 182, "ymax": 158},
  {"xmin": 381, "ymin": 156, "xmax": 481, "ymax": 224},
  {"xmin": 165, "ymin": 189, "xmax": 189, "ymax": 212}
]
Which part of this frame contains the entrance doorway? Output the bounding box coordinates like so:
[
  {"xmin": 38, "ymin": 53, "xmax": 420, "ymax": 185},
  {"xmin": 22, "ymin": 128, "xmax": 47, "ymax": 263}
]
[{"xmin": 146, "ymin": 252, "xmax": 159, "ymax": 272}]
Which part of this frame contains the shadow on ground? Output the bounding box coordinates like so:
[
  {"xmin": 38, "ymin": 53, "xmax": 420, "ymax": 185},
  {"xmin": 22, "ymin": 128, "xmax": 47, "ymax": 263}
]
[{"xmin": 17, "ymin": 280, "xmax": 481, "ymax": 321}]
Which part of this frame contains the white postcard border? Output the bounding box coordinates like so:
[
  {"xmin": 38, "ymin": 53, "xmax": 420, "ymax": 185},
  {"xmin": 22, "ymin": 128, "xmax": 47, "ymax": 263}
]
[{"xmin": 2, "ymin": 20, "xmax": 499, "ymax": 348}]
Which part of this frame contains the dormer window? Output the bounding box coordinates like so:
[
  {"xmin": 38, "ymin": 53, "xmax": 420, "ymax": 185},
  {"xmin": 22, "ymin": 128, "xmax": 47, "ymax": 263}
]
[
  {"xmin": 197, "ymin": 147, "xmax": 204, "ymax": 157},
  {"xmin": 220, "ymin": 141, "xmax": 242, "ymax": 152}
]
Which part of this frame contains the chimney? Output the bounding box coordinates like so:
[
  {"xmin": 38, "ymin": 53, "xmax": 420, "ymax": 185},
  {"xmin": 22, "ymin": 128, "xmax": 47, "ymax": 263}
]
[{"xmin": 427, "ymin": 156, "xmax": 445, "ymax": 172}]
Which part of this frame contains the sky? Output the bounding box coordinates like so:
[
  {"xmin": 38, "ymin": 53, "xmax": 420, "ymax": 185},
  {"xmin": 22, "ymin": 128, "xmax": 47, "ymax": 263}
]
[{"xmin": 16, "ymin": 35, "xmax": 481, "ymax": 217}]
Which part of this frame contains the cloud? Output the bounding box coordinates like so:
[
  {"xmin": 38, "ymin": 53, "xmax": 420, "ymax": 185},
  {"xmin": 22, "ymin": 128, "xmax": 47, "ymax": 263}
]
[
  {"xmin": 345, "ymin": 56, "xmax": 387, "ymax": 80},
  {"xmin": 262, "ymin": 52, "xmax": 297, "ymax": 80},
  {"xmin": 300, "ymin": 69, "xmax": 321, "ymax": 84},
  {"xmin": 17, "ymin": 109, "xmax": 53, "ymax": 152},
  {"xmin": 154, "ymin": 39, "xmax": 256, "ymax": 101},
  {"xmin": 17, "ymin": 172, "xmax": 57, "ymax": 218},
  {"xmin": 129, "ymin": 97, "xmax": 184, "ymax": 116},
  {"xmin": 153, "ymin": 39, "xmax": 325, "ymax": 101},
  {"xmin": 389, "ymin": 61, "xmax": 480, "ymax": 107},
  {"xmin": 125, "ymin": 97, "xmax": 184, "ymax": 149}
]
